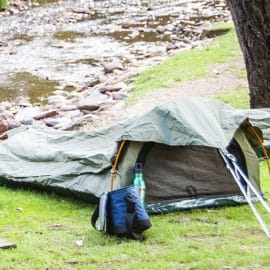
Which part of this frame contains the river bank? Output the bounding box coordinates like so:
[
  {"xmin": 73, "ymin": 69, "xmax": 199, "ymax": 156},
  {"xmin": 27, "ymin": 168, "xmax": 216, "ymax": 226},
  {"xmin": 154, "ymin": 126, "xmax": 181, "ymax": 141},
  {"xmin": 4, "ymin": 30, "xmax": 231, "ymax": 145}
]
[{"xmin": 0, "ymin": 0, "xmax": 232, "ymax": 135}]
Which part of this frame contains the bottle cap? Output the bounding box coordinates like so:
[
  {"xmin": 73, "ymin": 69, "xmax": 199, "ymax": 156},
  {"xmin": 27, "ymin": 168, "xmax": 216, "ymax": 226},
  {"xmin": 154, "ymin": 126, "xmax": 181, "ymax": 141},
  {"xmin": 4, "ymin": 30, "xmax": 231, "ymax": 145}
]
[{"xmin": 134, "ymin": 163, "xmax": 143, "ymax": 172}]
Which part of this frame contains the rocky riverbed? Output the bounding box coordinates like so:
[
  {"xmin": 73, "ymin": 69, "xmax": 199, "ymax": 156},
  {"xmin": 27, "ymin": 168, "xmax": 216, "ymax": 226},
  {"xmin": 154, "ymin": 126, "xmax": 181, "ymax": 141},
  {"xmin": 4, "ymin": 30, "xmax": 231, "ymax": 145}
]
[{"xmin": 0, "ymin": 0, "xmax": 231, "ymax": 135}]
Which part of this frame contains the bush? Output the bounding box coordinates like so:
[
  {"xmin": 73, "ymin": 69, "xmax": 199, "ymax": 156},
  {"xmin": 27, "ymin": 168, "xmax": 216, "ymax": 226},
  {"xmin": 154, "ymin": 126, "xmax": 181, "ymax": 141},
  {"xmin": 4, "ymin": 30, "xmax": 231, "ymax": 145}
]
[{"xmin": 0, "ymin": 0, "xmax": 9, "ymax": 9}]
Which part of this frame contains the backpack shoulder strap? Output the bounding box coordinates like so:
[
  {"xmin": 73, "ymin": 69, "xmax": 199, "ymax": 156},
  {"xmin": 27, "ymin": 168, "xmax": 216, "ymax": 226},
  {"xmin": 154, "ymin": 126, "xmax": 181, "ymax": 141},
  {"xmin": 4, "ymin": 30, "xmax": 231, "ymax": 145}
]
[
  {"xmin": 125, "ymin": 195, "xmax": 144, "ymax": 241},
  {"xmin": 91, "ymin": 204, "xmax": 99, "ymax": 230},
  {"xmin": 91, "ymin": 192, "xmax": 108, "ymax": 231}
]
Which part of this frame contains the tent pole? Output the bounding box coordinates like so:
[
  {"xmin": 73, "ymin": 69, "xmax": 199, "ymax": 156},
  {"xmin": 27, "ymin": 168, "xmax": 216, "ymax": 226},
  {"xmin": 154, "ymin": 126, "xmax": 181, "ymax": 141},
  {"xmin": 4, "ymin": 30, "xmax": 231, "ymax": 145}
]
[
  {"xmin": 110, "ymin": 141, "xmax": 127, "ymax": 191},
  {"xmin": 219, "ymin": 149, "xmax": 270, "ymax": 238}
]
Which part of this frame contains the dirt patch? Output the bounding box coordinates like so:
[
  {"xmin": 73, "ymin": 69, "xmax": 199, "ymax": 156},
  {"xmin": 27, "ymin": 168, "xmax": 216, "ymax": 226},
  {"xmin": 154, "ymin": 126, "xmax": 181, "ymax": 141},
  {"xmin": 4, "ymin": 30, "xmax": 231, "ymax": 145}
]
[{"xmin": 84, "ymin": 58, "xmax": 247, "ymax": 130}]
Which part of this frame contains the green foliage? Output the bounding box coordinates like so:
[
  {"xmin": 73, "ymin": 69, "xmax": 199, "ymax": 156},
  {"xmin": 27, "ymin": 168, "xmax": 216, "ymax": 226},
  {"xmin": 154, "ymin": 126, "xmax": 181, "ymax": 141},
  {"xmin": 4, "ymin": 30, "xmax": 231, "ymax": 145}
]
[
  {"xmin": 0, "ymin": 162, "xmax": 270, "ymax": 269},
  {"xmin": 129, "ymin": 23, "xmax": 240, "ymax": 104},
  {"xmin": 0, "ymin": 0, "xmax": 8, "ymax": 9}
]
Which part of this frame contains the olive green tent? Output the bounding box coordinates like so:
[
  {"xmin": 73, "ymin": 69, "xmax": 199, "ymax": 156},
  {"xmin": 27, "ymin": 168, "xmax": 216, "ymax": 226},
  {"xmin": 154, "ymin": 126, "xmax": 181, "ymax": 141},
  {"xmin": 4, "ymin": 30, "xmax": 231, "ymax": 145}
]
[{"xmin": 0, "ymin": 98, "xmax": 267, "ymax": 213}]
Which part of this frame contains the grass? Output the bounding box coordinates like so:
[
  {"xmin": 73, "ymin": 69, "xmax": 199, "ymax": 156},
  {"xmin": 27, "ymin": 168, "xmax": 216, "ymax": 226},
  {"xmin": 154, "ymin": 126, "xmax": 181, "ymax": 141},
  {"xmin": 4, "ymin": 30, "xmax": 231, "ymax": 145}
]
[
  {"xmin": 0, "ymin": 0, "xmax": 8, "ymax": 9},
  {"xmin": 129, "ymin": 23, "xmax": 240, "ymax": 103},
  {"xmin": 216, "ymin": 86, "xmax": 250, "ymax": 109},
  {"xmin": 0, "ymin": 162, "xmax": 270, "ymax": 269}
]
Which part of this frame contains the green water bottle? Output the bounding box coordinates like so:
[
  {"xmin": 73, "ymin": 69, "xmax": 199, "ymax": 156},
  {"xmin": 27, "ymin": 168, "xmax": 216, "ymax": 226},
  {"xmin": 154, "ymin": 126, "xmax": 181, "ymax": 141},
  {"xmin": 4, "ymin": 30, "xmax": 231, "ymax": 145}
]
[
  {"xmin": 139, "ymin": 170, "xmax": 146, "ymax": 206},
  {"xmin": 133, "ymin": 163, "xmax": 146, "ymax": 206}
]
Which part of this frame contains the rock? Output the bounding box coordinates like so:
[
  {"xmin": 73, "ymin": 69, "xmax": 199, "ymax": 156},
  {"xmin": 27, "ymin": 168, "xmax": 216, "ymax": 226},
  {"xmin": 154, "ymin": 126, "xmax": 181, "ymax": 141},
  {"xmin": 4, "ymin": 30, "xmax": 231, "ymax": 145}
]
[
  {"xmin": 64, "ymin": 82, "xmax": 79, "ymax": 89},
  {"xmin": 178, "ymin": 42, "xmax": 189, "ymax": 49},
  {"xmin": 156, "ymin": 26, "xmax": 165, "ymax": 34},
  {"xmin": 86, "ymin": 77, "xmax": 101, "ymax": 87},
  {"xmin": 47, "ymin": 117, "xmax": 71, "ymax": 129},
  {"xmin": 6, "ymin": 118, "xmax": 21, "ymax": 130},
  {"xmin": 9, "ymin": 50, "xmax": 17, "ymax": 55},
  {"xmin": 81, "ymin": 110, "xmax": 97, "ymax": 115},
  {"xmin": 182, "ymin": 37, "xmax": 192, "ymax": 44},
  {"xmin": 60, "ymin": 114, "xmax": 95, "ymax": 131},
  {"xmin": 98, "ymin": 85, "xmax": 122, "ymax": 94},
  {"xmin": 143, "ymin": 52, "xmax": 151, "ymax": 58},
  {"xmin": 15, "ymin": 107, "xmax": 41, "ymax": 125},
  {"xmin": 34, "ymin": 110, "xmax": 59, "ymax": 120},
  {"xmin": 0, "ymin": 114, "xmax": 21, "ymax": 134},
  {"xmin": 201, "ymin": 28, "xmax": 230, "ymax": 39},
  {"xmin": 77, "ymin": 104, "xmax": 99, "ymax": 112},
  {"xmin": 123, "ymin": 36, "xmax": 131, "ymax": 41},
  {"xmin": 103, "ymin": 61, "xmax": 124, "ymax": 74},
  {"xmin": 111, "ymin": 69, "xmax": 124, "ymax": 75},
  {"xmin": 112, "ymin": 100, "xmax": 126, "ymax": 110},
  {"xmin": 77, "ymin": 85, "xmax": 88, "ymax": 92},
  {"xmin": 8, "ymin": 7, "xmax": 19, "ymax": 15},
  {"xmin": 47, "ymin": 95, "xmax": 66, "ymax": 106},
  {"xmin": 78, "ymin": 90, "xmax": 110, "ymax": 108},
  {"xmin": 212, "ymin": 69, "xmax": 221, "ymax": 75},
  {"xmin": 75, "ymin": 240, "xmax": 83, "ymax": 247},
  {"xmin": 69, "ymin": 18, "xmax": 78, "ymax": 23},
  {"xmin": 122, "ymin": 22, "xmax": 133, "ymax": 29},
  {"xmin": 0, "ymin": 120, "xmax": 8, "ymax": 134},
  {"xmin": 112, "ymin": 92, "xmax": 128, "ymax": 100},
  {"xmin": 44, "ymin": 119, "xmax": 60, "ymax": 127},
  {"xmin": 60, "ymin": 105, "xmax": 78, "ymax": 112},
  {"xmin": 65, "ymin": 110, "xmax": 82, "ymax": 118},
  {"xmin": 56, "ymin": 84, "xmax": 65, "ymax": 90},
  {"xmin": 166, "ymin": 43, "xmax": 179, "ymax": 51},
  {"xmin": 19, "ymin": 102, "xmax": 32, "ymax": 108},
  {"xmin": 165, "ymin": 25, "xmax": 175, "ymax": 32},
  {"xmin": 67, "ymin": 92, "xmax": 82, "ymax": 99},
  {"xmin": 0, "ymin": 101, "xmax": 12, "ymax": 110},
  {"xmin": 68, "ymin": 97, "xmax": 81, "ymax": 105},
  {"xmin": 72, "ymin": 8, "xmax": 92, "ymax": 14},
  {"xmin": 0, "ymin": 133, "xmax": 8, "ymax": 140},
  {"xmin": 53, "ymin": 90, "xmax": 68, "ymax": 96},
  {"xmin": 170, "ymin": 34, "xmax": 179, "ymax": 41}
]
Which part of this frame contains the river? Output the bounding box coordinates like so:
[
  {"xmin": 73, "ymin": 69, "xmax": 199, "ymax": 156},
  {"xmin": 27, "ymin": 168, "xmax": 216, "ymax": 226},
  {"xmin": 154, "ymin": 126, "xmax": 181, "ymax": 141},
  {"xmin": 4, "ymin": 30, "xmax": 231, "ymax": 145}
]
[{"xmin": 0, "ymin": 0, "xmax": 229, "ymax": 104}]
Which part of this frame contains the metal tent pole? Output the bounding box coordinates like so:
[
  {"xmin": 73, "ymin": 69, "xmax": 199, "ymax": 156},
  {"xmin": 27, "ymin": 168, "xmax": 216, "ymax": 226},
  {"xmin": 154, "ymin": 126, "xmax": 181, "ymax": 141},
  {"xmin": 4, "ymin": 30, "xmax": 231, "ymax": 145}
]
[{"xmin": 219, "ymin": 149, "xmax": 270, "ymax": 238}]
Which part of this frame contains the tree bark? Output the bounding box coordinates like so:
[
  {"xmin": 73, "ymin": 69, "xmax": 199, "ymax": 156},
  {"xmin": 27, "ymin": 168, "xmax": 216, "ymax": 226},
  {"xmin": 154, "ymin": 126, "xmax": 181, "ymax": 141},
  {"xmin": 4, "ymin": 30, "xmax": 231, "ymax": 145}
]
[{"xmin": 226, "ymin": 0, "xmax": 270, "ymax": 108}]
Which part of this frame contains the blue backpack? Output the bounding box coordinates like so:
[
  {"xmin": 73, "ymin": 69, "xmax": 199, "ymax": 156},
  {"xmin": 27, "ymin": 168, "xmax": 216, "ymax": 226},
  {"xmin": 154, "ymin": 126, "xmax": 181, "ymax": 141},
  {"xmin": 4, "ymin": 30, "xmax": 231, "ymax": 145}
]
[{"xmin": 91, "ymin": 186, "xmax": 151, "ymax": 240}]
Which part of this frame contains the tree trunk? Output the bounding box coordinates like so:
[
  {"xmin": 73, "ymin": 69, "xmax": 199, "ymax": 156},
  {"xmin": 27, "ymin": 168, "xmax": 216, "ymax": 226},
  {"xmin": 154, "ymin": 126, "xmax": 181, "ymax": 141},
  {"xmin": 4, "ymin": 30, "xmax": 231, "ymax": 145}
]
[{"xmin": 226, "ymin": 0, "xmax": 270, "ymax": 108}]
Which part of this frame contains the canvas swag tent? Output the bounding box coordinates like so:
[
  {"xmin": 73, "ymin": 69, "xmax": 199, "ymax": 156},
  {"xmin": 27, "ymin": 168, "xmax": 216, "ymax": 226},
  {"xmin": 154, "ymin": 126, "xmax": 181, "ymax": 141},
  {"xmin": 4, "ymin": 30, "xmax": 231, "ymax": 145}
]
[{"xmin": 0, "ymin": 98, "xmax": 270, "ymax": 234}]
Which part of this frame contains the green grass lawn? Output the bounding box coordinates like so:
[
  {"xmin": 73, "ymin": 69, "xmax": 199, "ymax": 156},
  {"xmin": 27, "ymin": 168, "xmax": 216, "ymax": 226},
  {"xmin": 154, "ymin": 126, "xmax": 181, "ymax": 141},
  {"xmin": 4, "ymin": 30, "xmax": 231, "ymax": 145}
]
[{"xmin": 0, "ymin": 162, "xmax": 270, "ymax": 269}]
